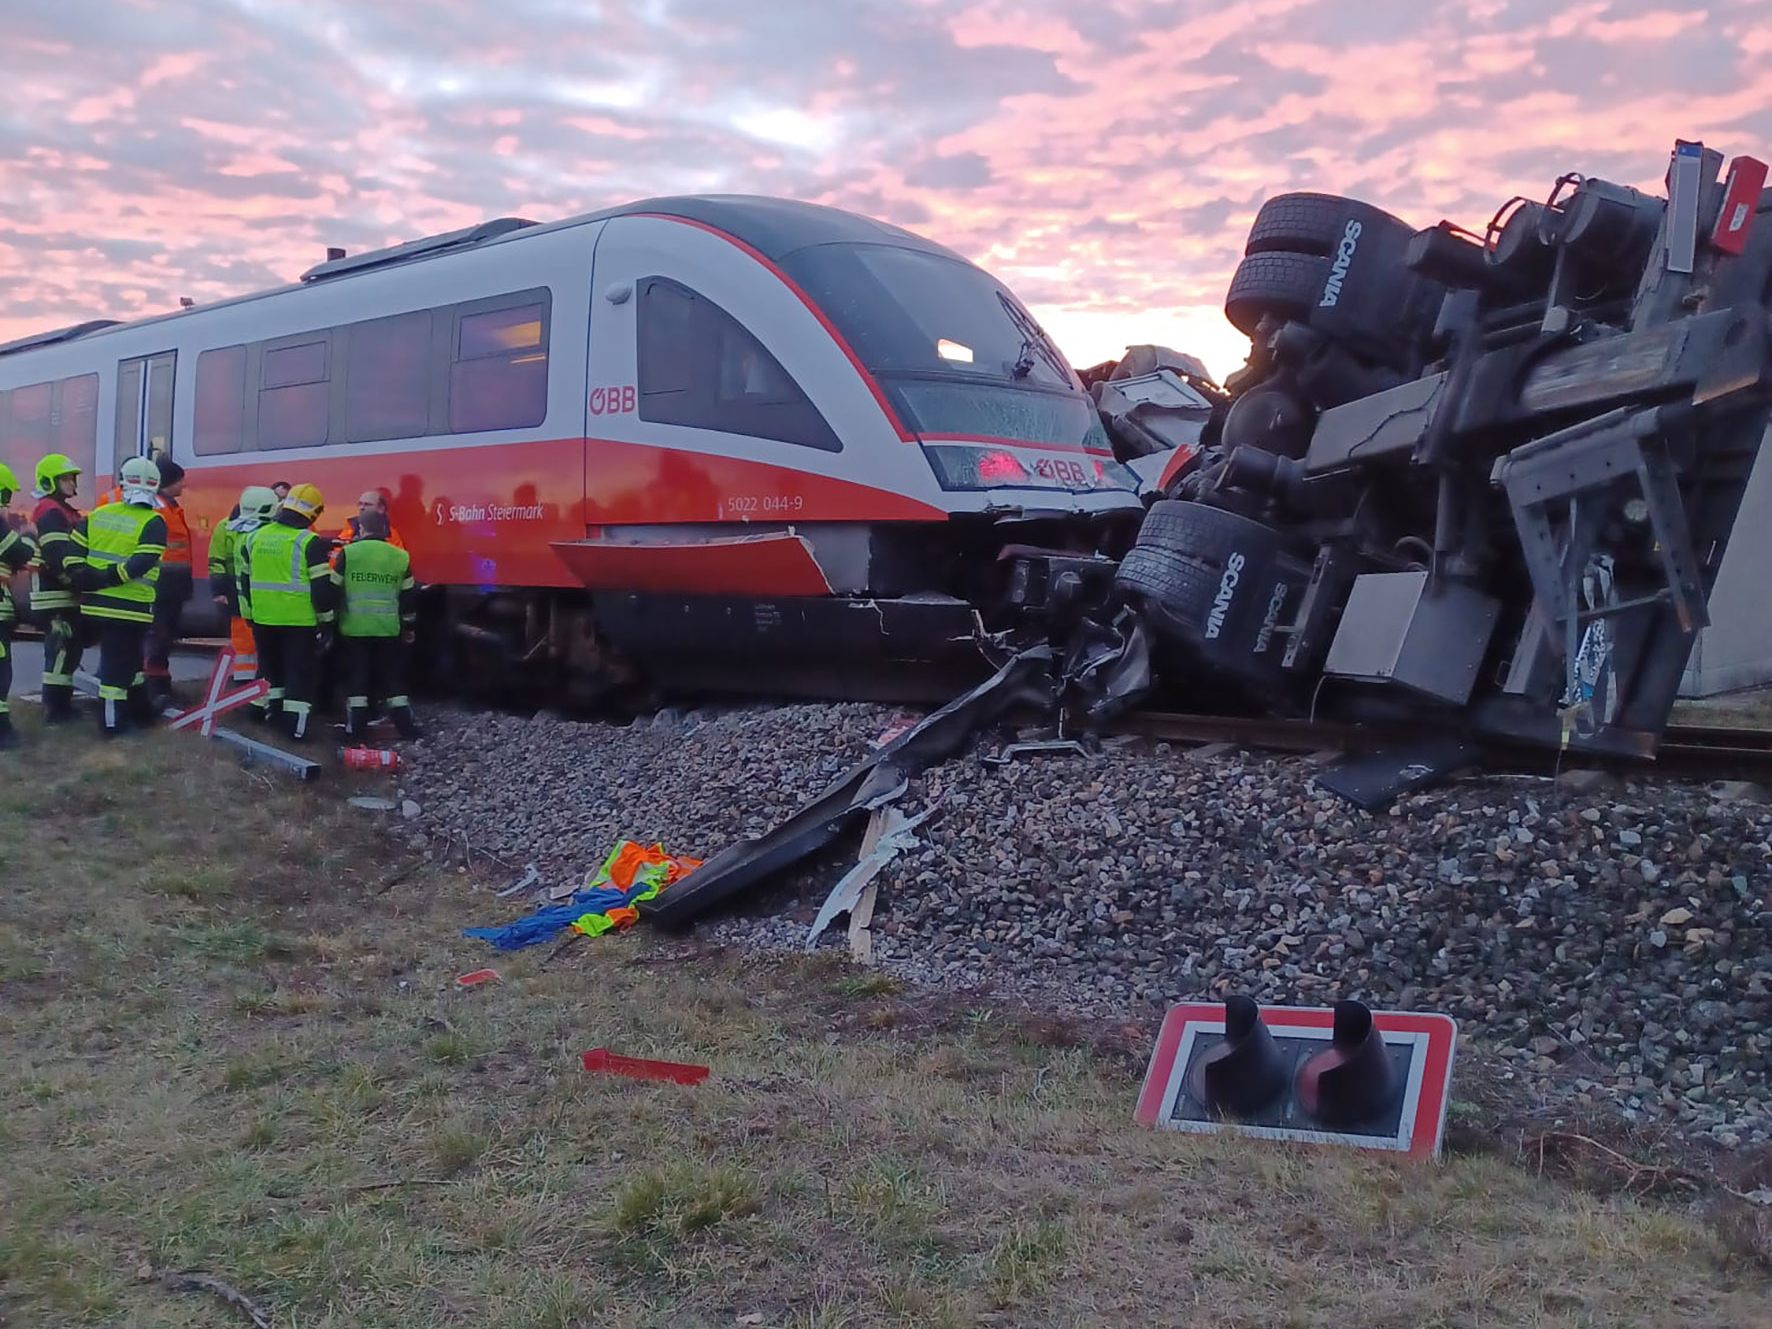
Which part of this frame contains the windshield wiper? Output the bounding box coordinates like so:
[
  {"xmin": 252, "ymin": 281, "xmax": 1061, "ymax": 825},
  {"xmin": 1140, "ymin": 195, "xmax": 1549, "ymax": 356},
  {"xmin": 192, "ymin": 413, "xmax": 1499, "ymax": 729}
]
[{"xmin": 998, "ymin": 293, "xmax": 1069, "ymax": 383}]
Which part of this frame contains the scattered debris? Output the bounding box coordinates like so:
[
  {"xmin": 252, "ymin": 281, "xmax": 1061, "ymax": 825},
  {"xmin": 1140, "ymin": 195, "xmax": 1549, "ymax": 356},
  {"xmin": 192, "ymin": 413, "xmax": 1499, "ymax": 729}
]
[
  {"xmin": 805, "ymin": 803, "xmax": 936, "ymax": 950},
  {"xmin": 455, "ymin": 968, "xmax": 500, "ymax": 987},
  {"xmin": 1315, "ymin": 740, "xmax": 1482, "ymax": 811},
  {"xmin": 980, "ymin": 737, "xmax": 1097, "ymax": 767},
  {"xmin": 348, "ymin": 797, "xmax": 398, "ymax": 813},
  {"xmin": 465, "ymin": 839, "xmax": 700, "ymax": 949},
  {"xmin": 166, "ymin": 650, "xmax": 269, "ymax": 738},
  {"xmin": 495, "ymin": 864, "xmax": 543, "ymax": 898},
  {"xmin": 641, "ymin": 646, "xmax": 1052, "ymax": 929},
  {"xmin": 142, "ymin": 1266, "xmax": 273, "ymax": 1329},
  {"xmin": 400, "ymin": 800, "xmax": 422, "ymax": 820},
  {"xmin": 581, "ymin": 1047, "xmax": 710, "ymax": 1086}
]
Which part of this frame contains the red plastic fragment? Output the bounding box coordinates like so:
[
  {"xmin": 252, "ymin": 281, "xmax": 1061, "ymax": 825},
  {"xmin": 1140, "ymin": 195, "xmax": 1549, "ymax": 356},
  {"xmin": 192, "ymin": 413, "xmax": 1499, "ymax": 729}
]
[
  {"xmin": 455, "ymin": 968, "xmax": 500, "ymax": 987},
  {"xmin": 580, "ymin": 1047, "xmax": 710, "ymax": 1085}
]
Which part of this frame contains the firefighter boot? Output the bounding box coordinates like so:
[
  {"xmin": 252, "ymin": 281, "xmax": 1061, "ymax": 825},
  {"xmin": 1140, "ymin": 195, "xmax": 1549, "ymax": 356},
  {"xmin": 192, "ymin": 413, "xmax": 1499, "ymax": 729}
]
[
  {"xmin": 128, "ymin": 679, "xmax": 157, "ymax": 729},
  {"xmin": 389, "ymin": 701, "xmax": 422, "ymax": 742},
  {"xmin": 0, "ymin": 713, "xmax": 18, "ymax": 750},
  {"xmin": 97, "ymin": 689, "xmax": 129, "ymax": 740},
  {"xmin": 344, "ymin": 700, "xmax": 370, "ymax": 739},
  {"xmin": 42, "ymin": 684, "xmax": 75, "ymax": 725}
]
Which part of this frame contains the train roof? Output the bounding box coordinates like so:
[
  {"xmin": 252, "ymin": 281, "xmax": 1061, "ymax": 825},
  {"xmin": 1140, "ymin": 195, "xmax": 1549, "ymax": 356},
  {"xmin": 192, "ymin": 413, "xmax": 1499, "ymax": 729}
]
[{"xmin": 0, "ymin": 194, "xmax": 973, "ymax": 360}]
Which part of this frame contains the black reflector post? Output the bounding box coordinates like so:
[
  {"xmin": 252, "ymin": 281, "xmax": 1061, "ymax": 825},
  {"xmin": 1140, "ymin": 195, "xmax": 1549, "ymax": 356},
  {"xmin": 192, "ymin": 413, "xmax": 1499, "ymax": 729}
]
[
  {"xmin": 1296, "ymin": 1000, "xmax": 1400, "ymax": 1127},
  {"xmin": 1190, "ymin": 995, "xmax": 1289, "ymax": 1118}
]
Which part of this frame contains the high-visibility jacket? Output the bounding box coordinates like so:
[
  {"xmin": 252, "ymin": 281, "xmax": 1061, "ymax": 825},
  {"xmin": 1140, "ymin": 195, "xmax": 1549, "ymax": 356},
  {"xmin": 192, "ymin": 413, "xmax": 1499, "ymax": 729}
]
[
  {"xmin": 335, "ymin": 539, "xmax": 417, "ymax": 638},
  {"xmin": 234, "ymin": 524, "xmax": 259, "ymax": 622},
  {"xmin": 244, "ymin": 519, "xmax": 336, "ymax": 628},
  {"xmin": 75, "ymin": 502, "xmax": 167, "ymax": 624},
  {"xmin": 0, "ymin": 523, "xmax": 37, "ymax": 625},
  {"xmin": 157, "ymin": 495, "xmax": 192, "ymax": 567},
  {"xmin": 28, "ymin": 496, "xmax": 82, "ymax": 613},
  {"xmin": 209, "ymin": 506, "xmax": 262, "ymax": 610},
  {"xmin": 209, "ymin": 521, "xmax": 235, "ymax": 596}
]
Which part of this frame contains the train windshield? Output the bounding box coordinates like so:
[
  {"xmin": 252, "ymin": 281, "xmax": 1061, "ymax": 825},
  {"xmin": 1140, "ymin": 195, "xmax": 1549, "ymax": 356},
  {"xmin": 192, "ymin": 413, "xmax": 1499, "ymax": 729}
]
[
  {"xmin": 780, "ymin": 242, "xmax": 1112, "ymax": 445},
  {"xmin": 782, "ymin": 243, "xmax": 1074, "ymax": 387}
]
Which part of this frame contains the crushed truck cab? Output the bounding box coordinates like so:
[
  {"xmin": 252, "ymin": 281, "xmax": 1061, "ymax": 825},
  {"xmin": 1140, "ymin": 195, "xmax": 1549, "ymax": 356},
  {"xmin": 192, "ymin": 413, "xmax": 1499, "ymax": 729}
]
[{"xmin": 1109, "ymin": 142, "xmax": 1772, "ymax": 758}]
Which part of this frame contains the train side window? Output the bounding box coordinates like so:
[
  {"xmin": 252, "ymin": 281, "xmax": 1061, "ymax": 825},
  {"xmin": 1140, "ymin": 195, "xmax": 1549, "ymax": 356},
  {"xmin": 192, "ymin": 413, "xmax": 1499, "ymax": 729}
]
[
  {"xmin": 6, "ymin": 382, "xmax": 53, "ymax": 457},
  {"xmin": 53, "ymin": 373, "xmax": 99, "ymax": 455},
  {"xmin": 345, "ymin": 310, "xmax": 431, "ymax": 442},
  {"xmin": 258, "ymin": 336, "xmax": 330, "ymax": 450},
  {"xmin": 194, "ymin": 346, "xmax": 247, "ymax": 455},
  {"xmin": 636, "ymin": 277, "xmax": 840, "ymax": 452},
  {"xmin": 449, "ymin": 295, "xmax": 549, "ymax": 434}
]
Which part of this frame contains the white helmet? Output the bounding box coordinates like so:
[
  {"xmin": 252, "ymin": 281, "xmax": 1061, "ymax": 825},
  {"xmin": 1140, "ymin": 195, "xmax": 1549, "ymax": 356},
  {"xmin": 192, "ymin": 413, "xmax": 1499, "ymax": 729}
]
[{"xmin": 120, "ymin": 455, "xmax": 160, "ymax": 506}]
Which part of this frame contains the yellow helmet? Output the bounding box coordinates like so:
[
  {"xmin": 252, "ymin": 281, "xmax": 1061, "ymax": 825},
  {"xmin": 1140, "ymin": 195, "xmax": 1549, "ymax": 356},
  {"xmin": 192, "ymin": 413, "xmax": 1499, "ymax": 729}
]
[
  {"xmin": 35, "ymin": 453, "xmax": 80, "ymax": 496},
  {"xmin": 280, "ymin": 483, "xmax": 325, "ymax": 522},
  {"xmin": 0, "ymin": 462, "xmax": 18, "ymax": 503}
]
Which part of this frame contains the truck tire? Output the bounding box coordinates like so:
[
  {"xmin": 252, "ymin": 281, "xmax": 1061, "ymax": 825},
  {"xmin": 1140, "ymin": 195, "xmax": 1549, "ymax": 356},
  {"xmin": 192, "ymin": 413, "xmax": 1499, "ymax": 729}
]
[
  {"xmin": 1224, "ymin": 252, "xmax": 1331, "ymax": 336},
  {"xmin": 1245, "ymin": 192, "xmax": 1411, "ymax": 258},
  {"xmin": 1116, "ymin": 501, "xmax": 1266, "ymax": 613},
  {"xmin": 1115, "ymin": 544, "xmax": 1219, "ymax": 615}
]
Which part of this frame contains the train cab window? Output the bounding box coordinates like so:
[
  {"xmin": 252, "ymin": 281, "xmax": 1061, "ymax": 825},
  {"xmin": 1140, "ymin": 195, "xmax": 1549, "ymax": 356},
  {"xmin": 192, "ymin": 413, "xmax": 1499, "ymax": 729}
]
[
  {"xmin": 449, "ymin": 296, "xmax": 548, "ymax": 434},
  {"xmin": 636, "ymin": 277, "xmax": 840, "ymax": 452},
  {"xmin": 346, "ymin": 310, "xmax": 431, "ymax": 442},
  {"xmin": 258, "ymin": 337, "xmax": 330, "ymax": 450},
  {"xmin": 194, "ymin": 346, "xmax": 247, "ymax": 455}
]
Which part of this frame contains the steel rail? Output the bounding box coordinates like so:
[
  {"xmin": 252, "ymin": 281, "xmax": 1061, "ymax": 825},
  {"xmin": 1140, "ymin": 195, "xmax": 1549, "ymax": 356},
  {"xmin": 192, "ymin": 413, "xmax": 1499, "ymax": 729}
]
[{"xmin": 1114, "ymin": 710, "xmax": 1772, "ymax": 784}]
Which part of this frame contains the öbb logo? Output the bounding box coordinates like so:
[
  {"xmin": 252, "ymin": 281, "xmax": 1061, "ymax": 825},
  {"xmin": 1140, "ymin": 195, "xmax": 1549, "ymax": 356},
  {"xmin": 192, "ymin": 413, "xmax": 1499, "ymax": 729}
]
[{"xmin": 590, "ymin": 385, "xmax": 636, "ymax": 415}]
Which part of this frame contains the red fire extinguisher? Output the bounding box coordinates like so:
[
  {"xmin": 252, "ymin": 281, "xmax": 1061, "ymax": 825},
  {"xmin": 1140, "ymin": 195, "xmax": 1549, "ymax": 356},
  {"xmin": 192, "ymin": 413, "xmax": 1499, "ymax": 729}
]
[{"xmin": 340, "ymin": 746, "xmax": 401, "ymax": 772}]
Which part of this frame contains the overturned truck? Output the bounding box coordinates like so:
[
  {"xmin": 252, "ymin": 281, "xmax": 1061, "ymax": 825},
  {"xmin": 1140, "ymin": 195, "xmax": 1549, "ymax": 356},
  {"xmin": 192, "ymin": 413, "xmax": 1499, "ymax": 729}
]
[{"xmin": 1101, "ymin": 140, "xmax": 1772, "ymax": 758}]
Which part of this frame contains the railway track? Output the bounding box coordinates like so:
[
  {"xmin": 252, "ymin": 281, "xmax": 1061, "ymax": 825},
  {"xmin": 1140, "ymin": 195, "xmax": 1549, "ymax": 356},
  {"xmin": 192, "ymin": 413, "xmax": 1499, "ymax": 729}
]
[{"xmin": 1115, "ymin": 711, "xmax": 1772, "ymax": 785}]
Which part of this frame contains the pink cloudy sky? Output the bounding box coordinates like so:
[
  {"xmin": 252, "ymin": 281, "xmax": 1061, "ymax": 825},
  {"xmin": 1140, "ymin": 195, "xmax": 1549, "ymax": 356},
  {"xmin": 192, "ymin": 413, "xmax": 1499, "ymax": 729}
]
[{"xmin": 2, "ymin": 0, "xmax": 1770, "ymax": 379}]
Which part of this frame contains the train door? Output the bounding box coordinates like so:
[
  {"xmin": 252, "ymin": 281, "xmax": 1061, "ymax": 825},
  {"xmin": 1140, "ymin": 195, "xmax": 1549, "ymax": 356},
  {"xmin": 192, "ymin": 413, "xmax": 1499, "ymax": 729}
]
[{"xmin": 113, "ymin": 350, "xmax": 176, "ymax": 476}]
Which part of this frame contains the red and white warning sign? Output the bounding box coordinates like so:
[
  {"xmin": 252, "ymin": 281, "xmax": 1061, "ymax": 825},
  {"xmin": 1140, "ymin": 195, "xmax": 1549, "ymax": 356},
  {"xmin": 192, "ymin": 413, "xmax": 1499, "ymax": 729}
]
[
  {"xmin": 1136, "ymin": 1001, "xmax": 1458, "ymax": 1160},
  {"xmin": 167, "ymin": 650, "xmax": 269, "ymax": 739}
]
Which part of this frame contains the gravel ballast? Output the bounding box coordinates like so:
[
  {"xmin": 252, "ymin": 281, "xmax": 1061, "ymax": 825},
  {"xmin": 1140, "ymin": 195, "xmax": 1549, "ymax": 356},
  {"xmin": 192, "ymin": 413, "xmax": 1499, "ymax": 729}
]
[{"xmin": 396, "ymin": 704, "xmax": 1772, "ymax": 1150}]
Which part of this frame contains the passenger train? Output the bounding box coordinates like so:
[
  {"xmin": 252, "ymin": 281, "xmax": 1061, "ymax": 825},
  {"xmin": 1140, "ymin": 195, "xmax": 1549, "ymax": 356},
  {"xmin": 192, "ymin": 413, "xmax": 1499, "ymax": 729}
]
[{"xmin": 0, "ymin": 196, "xmax": 1143, "ymax": 700}]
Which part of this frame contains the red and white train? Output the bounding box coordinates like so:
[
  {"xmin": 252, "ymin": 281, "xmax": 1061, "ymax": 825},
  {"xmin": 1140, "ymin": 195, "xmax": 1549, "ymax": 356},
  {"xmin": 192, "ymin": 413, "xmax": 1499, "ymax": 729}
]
[{"xmin": 0, "ymin": 196, "xmax": 1142, "ymax": 699}]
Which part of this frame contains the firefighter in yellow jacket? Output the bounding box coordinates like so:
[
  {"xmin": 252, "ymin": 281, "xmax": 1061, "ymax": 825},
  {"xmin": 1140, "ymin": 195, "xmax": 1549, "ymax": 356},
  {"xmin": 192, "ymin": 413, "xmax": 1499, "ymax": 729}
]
[
  {"xmin": 333, "ymin": 509, "xmax": 421, "ymax": 739},
  {"xmin": 240, "ymin": 484, "xmax": 336, "ymax": 741},
  {"xmin": 72, "ymin": 456, "xmax": 167, "ymax": 737},
  {"xmin": 0, "ymin": 462, "xmax": 38, "ymax": 749}
]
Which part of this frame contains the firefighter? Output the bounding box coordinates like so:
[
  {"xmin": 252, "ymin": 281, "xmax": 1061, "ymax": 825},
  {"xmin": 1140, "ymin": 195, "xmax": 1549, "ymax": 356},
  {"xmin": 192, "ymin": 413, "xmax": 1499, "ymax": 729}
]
[
  {"xmin": 241, "ymin": 484, "xmax": 335, "ymax": 740},
  {"xmin": 73, "ymin": 456, "xmax": 167, "ymax": 737},
  {"xmin": 333, "ymin": 509, "xmax": 421, "ymax": 739},
  {"xmin": 0, "ymin": 463, "xmax": 38, "ymax": 749},
  {"xmin": 210, "ymin": 485, "xmax": 279, "ymax": 686},
  {"xmin": 144, "ymin": 456, "xmax": 194, "ymax": 702},
  {"xmin": 29, "ymin": 454, "xmax": 85, "ymax": 724}
]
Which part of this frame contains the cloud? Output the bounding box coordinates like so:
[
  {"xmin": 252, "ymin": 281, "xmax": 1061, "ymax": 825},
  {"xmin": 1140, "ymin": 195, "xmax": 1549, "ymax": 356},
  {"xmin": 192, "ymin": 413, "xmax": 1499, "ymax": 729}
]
[{"xmin": 0, "ymin": 0, "xmax": 1766, "ymax": 380}]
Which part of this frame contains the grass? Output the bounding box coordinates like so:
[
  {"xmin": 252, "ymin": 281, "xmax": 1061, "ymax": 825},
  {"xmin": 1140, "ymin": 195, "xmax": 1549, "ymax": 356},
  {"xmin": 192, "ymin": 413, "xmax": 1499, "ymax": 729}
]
[{"xmin": 1, "ymin": 709, "xmax": 1769, "ymax": 1327}]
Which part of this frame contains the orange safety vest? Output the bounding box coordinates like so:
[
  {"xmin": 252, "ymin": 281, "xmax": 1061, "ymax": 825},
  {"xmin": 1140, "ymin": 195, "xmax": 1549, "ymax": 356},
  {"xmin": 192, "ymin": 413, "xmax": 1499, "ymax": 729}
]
[
  {"xmin": 329, "ymin": 516, "xmax": 407, "ymax": 567},
  {"xmin": 97, "ymin": 486, "xmax": 123, "ymax": 508},
  {"xmin": 157, "ymin": 495, "xmax": 192, "ymax": 566}
]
